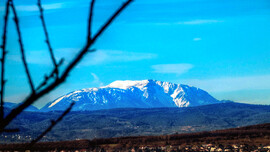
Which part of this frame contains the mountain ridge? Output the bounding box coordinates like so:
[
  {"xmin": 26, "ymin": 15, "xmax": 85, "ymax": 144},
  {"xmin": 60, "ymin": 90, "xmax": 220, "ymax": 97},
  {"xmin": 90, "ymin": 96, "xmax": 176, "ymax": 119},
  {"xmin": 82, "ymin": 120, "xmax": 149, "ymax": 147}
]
[
  {"xmin": 3, "ymin": 102, "xmax": 38, "ymax": 112},
  {"xmin": 41, "ymin": 79, "xmax": 221, "ymax": 111}
]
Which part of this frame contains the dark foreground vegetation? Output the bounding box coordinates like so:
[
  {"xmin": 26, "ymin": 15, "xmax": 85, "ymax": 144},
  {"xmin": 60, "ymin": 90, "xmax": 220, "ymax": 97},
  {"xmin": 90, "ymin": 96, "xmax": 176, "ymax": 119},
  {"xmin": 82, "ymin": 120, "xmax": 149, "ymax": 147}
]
[
  {"xmin": 2, "ymin": 102, "xmax": 270, "ymax": 143},
  {"xmin": 0, "ymin": 123, "xmax": 270, "ymax": 151}
]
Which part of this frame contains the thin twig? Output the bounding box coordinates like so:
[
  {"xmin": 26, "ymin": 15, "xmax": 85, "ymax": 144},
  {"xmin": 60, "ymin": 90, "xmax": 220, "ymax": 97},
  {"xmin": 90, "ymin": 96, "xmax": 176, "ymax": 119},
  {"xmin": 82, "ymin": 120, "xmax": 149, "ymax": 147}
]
[
  {"xmin": 37, "ymin": 0, "xmax": 59, "ymax": 78},
  {"xmin": 10, "ymin": 0, "xmax": 35, "ymax": 93},
  {"xmin": 61, "ymin": 0, "xmax": 133, "ymax": 81},
  {"xmin": 36, "ymin": 58, "xmax": 64, "ymax": 91},
  {"xmin": 27, "ymin": 102, "xmax": 75, "ymax": 149},
  {"xmin": 91, "ymin": 0, "xmax": 132, "ymax": 43},
  {"xmin": 0, "ymin": 0, "xmax": 133, "ymax": 132},
  {"xmin": 87, "ymin": 0, "xmax": 96, "ymax": 42},
  {"xmin": 0, "ymin": 0, "xmax": 11, "ymax": 121}
]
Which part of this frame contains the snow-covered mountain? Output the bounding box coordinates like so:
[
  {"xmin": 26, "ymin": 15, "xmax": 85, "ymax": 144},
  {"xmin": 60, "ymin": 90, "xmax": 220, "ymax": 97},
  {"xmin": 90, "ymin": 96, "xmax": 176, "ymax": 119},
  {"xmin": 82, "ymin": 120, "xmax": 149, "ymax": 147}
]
[{"xmin": 41, "ymin": 80, "xmax": 220, "ymax": 111}]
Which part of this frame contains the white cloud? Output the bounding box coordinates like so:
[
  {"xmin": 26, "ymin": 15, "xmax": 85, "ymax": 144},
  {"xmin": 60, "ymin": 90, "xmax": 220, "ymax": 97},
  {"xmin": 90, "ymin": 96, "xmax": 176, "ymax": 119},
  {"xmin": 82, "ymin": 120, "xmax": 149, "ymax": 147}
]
[
  {"xmin": 91, "ymin": 73, "xmax": 104, "ymax": 87},
  {"xmin": 20, "ymin": 3, "xmax": 65, "ymax": 11},
  {"xmin": 8, "ymin": 48, "xmax": 157, "ymax": 66},
  {"xmin": 179, "ymin": 20, "xmax": 223, "ymax": 25},
  {"xmin": 180, "ymin": 74, "xmax": 270, "ymax": 92},
  {"xmin": 151, "ymin": 64, "xmax": 193, "ymax": 74},
  {"xmin": 7, "ymin": 49, "xmax": 59, "ymax": 65},
  {"xmin": 193, "ymin": 38, "xmax": 202, "ymax": 41},
  {"xmin": 79, "ymin": 50, "xmax": 158, "ymax": 65},
  {"xmin": 129, "ymin": 19, "xmax": 224, "ymax": 26},
  {"xmin": 0, "ymin": 3, "xmax": 69, "ymax": 12}
]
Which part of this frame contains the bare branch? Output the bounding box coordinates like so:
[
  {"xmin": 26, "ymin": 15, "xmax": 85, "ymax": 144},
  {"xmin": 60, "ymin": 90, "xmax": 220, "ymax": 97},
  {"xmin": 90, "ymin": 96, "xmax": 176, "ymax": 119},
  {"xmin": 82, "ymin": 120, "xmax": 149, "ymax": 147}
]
[
  {"xmin": 37, "ymin": 0, "xmax": 59, "ymax": 78},
  {"xmin": 61, "ymin": 0, "xmax": 133, "ymax": 81},
  {"xmin": 87, "ymin": 0, "xmax": 96, "ymax": 42},
  {"xmin": 0, "ymin": 0, "xmax": 133, "ymax": 132},
  {"xmin": 10, "ymin": 0, "xmax": 35, "ymax": 93},
  {"xmin": 91, "ymin": 0, "xmax": 133, "ymax": 43},
  {"xmin": 27, "ymin": 102, "xmax": 75, "ymax": 148},
  {"xmin": 0, "ymin": 0, "xmax": 10, "ymax": 121},
  {"xmin": 36, "ymin": 58, "xmax": 64, "ymax": 91}
]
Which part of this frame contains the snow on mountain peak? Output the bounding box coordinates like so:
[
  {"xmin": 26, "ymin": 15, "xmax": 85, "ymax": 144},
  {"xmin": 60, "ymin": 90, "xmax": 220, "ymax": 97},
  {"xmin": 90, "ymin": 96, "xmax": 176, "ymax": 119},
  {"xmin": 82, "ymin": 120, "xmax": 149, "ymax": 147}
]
[
  {"xmin": 41, "ymin": 79, "xmax": 221, "ymax": 111},
  {"xmin": 105, "ymin": 80, "xmax": 149, "ymax": 90}
]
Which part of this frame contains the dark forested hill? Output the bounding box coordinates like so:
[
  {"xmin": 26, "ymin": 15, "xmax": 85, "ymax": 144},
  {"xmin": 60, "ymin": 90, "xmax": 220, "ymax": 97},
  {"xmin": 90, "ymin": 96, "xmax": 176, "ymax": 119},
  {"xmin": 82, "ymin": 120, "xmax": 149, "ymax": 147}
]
[
  {"xmin": 1, "ymin": 123, "xmax": 270, "ymax": 151},
  {"xmin": 2, "ymin": 102, "xmax": 270, "ymax": 143}
]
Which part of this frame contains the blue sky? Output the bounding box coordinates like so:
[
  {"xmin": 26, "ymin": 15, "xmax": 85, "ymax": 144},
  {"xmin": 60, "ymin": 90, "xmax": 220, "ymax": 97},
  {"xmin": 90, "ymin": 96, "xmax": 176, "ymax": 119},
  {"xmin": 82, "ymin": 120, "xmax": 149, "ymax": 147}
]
[{"xmin": 0, "ymin": 0, "xmax": 270, "ymax": 108}]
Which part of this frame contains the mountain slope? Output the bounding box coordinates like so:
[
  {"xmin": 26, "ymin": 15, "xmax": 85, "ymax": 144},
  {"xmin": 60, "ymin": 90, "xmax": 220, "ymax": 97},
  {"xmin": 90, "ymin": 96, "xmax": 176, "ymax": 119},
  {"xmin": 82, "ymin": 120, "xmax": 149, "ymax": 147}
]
[
  {"xmin": 4, "ymin": 102, "xmax": 38, "ymax": 112},
  {"xmin": 41, "ymin": 80, "xmax": 220, "ymax": 111}
]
